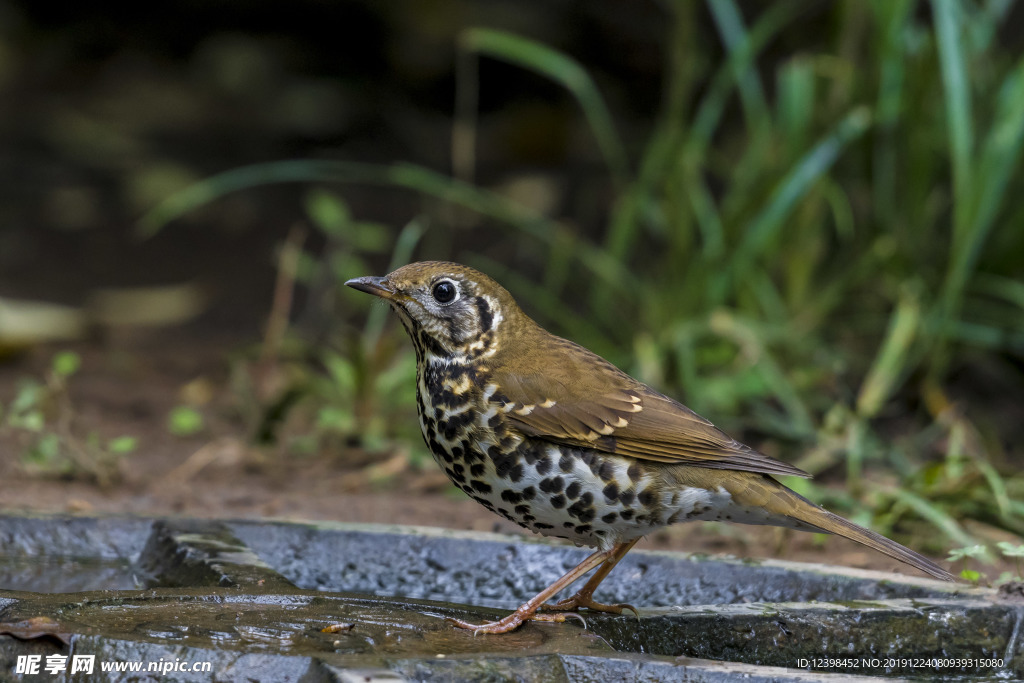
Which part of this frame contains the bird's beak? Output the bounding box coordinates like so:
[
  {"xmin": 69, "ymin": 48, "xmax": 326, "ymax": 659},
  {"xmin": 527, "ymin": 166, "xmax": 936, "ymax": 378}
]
[{"xmin": 345, "ymin": 276, "xmax": 396, "ymax": 300}]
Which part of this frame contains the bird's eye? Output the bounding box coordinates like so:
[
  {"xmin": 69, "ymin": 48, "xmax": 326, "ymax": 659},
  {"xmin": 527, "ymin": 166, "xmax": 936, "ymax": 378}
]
[{"xmin": 431, "ymin": 280, "xmax": 458, "ymax": 304}]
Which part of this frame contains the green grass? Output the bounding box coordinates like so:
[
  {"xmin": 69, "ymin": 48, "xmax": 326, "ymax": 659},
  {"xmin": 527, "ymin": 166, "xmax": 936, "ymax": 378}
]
[{"xmin": 140, "ymin": 1, "xmax": 1024, "ymax": 559}]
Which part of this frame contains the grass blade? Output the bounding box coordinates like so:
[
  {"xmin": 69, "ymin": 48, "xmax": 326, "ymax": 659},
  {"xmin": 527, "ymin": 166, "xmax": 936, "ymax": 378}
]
[
  {"xmin": 138, "ymin": 159, "xmax": 631, "ymax": 296},
  {"xmin": 459, "ymin": 28, "xmax": 628, "ymax": 187},
  {"xmin": 940, "ymin": 58, "xmax": 1024, "ymax": 330},
  {"xmin": 885, "ymin": 487, "xmax": 978, "ymax": 550},
  {"xmin": 707, "ymin": 0, "xmax": 771, "ymax": 143},
  {"xmin": 712, "ymin": 106, "xmax": 872, "ymax": 302},
  {"xmin": 930, "ymin": 0, "xmax": 974, "ymax": 252},
  {"xmin": 857, "ymin": 284, "xmax": 922, "ymax": 418}
]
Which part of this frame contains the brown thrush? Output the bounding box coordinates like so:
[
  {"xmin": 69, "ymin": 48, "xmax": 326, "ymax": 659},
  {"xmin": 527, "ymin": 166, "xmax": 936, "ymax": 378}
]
[{"xmin": 346, "ymin": 261, "xmax": 954, "ymax": 634}]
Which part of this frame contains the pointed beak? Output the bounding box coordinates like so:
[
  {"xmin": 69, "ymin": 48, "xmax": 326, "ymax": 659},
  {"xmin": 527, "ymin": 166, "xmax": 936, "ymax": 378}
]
[{"xmin": 345, "ymin": 275, "xmax": 396, "ymax": 300}]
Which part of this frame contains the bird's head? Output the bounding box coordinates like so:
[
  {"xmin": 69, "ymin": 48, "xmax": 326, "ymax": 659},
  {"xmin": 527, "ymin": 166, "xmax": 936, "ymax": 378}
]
[{"xmin": 346, "ymin": 261, "xmax": 522, "ymax": 360}]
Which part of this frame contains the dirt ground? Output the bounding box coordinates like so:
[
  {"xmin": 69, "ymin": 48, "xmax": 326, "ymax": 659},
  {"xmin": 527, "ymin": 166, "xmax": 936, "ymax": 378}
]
[{"xmin": 0, "ymin": 332, "xmax": 975, "ymax": 584}]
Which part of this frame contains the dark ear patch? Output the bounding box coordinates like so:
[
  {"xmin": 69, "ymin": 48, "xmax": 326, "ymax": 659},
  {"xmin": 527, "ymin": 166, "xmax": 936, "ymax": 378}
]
[{"xmin": 475, "ymin": 297, "xmax": 494, "ymax": 332}]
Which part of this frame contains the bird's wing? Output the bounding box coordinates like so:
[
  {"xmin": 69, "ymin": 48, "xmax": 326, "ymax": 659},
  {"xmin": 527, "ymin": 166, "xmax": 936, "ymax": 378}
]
[{"xmin": 491, "ymin": 345, "xmax": 808, "ymax": 478}]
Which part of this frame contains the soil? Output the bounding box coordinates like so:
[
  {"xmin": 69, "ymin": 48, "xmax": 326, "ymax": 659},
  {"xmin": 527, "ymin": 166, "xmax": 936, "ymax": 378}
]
[{"xmin": 0, "ymin": 332, "xmax": 972, "ymax": 584}]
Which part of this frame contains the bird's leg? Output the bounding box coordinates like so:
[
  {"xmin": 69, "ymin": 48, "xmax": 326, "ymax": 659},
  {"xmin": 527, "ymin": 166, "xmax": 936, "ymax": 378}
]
[
  {"xmin": 447, "ymin": 547, "xmax": 614, "ymax": 635},
  {"xmin": 540, "ymin": 538, "xmax": 640, "ymax": 617}
]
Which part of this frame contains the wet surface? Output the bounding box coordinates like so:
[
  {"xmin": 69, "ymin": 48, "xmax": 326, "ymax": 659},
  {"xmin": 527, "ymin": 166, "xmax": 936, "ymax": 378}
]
[{"xmin": 0, "ymin": 512, "xmax": 1020, "ymax": 681}]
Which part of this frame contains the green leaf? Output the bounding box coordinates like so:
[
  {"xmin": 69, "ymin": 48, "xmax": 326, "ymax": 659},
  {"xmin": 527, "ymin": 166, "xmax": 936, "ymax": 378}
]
[
  {"xmin": 12, "ymin": 410, "xmax": 45, "ymax": 432},
  {"xmin": 108, "ymin": 436, "xmax": 138, "ymax": 454},
  {"xmin": 10, "ymin": 380, "xmax": 43, "ymax": 416},
  {"xmin": 316, "ymin": 406, "xmax": 355, "ymax": 434},
  {"xmin": 946, "ymin": 544, "xmax": 987, "ymax": 561},
  {"xmin": 167, "ymin": 406, "xmax": 204, "ymax": 437},
  {"xmin": 305, "ymin": 189, "xmax": 351, "ymax": 238},
  {"xmin": 996, "ymin": 541, "xmax": 1024, "ymax": 558},
  {"xmin": 323, "ymin": 352, "xmax": 357, "ymax": 395},
  {"xmin": 959, "ymin": 568, "xmax": 981, "ymax": 582},
  {"xmin": 52, "ymin": 351, "xmax": 81, "ymax": 377}
]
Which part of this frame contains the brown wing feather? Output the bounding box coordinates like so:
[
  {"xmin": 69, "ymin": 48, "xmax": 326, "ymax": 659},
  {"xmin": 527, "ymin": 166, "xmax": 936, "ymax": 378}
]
[{"xmin": 492, "ymin": 338, "xmax": 808, "ymax": 478}]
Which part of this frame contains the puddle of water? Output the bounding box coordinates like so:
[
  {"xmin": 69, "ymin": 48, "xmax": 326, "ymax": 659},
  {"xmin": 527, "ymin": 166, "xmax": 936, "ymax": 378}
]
[{"xmin": 0, "ymin": 556, "xmax": 144, "ymax": 592}]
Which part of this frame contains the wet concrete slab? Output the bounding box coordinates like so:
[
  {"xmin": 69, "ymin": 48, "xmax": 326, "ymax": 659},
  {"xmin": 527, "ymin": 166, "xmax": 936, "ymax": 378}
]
[{"xmin": 0, "ymin": 512, "xmax": 1019, "ymax": 681}]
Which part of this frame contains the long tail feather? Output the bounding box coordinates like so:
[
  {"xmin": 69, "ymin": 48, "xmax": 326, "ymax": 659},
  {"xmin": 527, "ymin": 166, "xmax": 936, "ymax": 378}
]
[{"xmin": 786, "ymin": 494, "xmax": 956, "ymax": 582}]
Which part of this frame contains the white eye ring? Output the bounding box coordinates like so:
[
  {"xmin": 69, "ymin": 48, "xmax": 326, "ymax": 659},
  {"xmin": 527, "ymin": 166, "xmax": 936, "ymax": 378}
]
[{"xmin": 431, "ymin": 279, "xmax": 460, "ymax": 305}]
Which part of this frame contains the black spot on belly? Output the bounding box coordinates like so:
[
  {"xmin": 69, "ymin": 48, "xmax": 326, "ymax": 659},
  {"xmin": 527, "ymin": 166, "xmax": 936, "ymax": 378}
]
[
  {"xmin": 637, "ymin": 489, "xmax": 655, "ymax": 506},
  {"xmin": 534, "ymin": 522, "xmax": 554, "ymax": 530},
  {"xmin": 514, "ymin": 504, "xmax": 530, "ymax": 516},
  {"xmin": 567, "ymin": 499, "xmax": 595, "ymax": 523},
  {"xmin": 563, "ymin": 522, "xmax": 574, "ymax": 529},
  {"xmin": 471, "ymin": 480, "xmax": 492, "ymax": 494},
  {"xmin": 574, "ymin": 524, "xmax": 592, "ymax": 534},
  {"xmin": 501, "ymin": 489, "xmax": 522, "ymax": 504},
  {"xmin": 521, "ymin": 486, "xmax": 536, "ymax": 500},
  {"xmin": 443, "ymin": 410, "xmax": 474, "ymax": 438},
  {"xmin": 550, "ymin": 494, "xmax": 566, "ymax": 509},
  {"xmin": 534, "ymin": 455, "xmax": 552, "ymax": 475},
  {"xmin": 597, "ymin": 460, "xmax": 615, "ymax": 482},
  {"xmin": 627, "ymin": 461, "xmax": 642, "ymax": 481},
  {"xmin": 487, "ymin": 412, "xmax": 502, "ymax": 429},
  {"xmin": 429, "ymin": 437, "xmax": 450, "ymax": 461},
  {"xmin": 508, "ymin": 464, "xmax": 524, "ymax": 483},
  {"xmin": 582, "ymin": 452, "xmax": 600, "ymax": 477},
  {"xmin": 602, "ymin": 482, "xmax": 619, "ymax": 502},
  {"xmin": 470, "ymin": 463, "xmax": 485, "ymax": 477},
  {"xmin": 565, "ymin": 482, "xmax": 582, "ymax": 500},
  {"xmin": 522, "ymin": 443, "xmax": 541, "ymax": 465},
  {"xmin": 619, "ymin": 489, "xmax": 635, "ymax": 506},
  {"xmin": 559, "ymin": 453, "xmax": 575, "ymax": 473},
  {"xmin": 601, "ymin": 512, "xmax": 617, "ymax": 524},
  {"xmin": 620, "ymin": 509, "xmax": 634, "ymax": 520},
  {"xmin": 539, "ymin": 476, "xmax": 564, "ymax": 494},
  {"xmin": 489, "ymin": 447, "xmax": 516, "ymax": 477}
]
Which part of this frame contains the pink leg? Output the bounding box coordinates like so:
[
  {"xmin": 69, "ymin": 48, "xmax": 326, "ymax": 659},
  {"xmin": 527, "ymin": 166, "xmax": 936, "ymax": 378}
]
[{"xmin": 447, "ymin": 546, "xmax": 615, "ymax": 635}]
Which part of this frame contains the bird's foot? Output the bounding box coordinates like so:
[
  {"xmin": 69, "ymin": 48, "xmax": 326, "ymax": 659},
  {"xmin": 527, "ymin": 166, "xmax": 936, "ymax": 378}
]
[
  {"xmin": 447, "ymin": 609, "xmax": 586, "ymax": 635},
  {"xmin": 540, "ymin": 592, "xmax": 639, "ymax": 618}
]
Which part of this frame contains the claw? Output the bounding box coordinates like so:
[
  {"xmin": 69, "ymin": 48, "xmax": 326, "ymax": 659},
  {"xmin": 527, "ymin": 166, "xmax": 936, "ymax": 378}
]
[
  {"xmin": 445, "ymin": 607, "xmax": 589, "ymax": 634},
  {"xmin": 540, "ymin": 594, "xmax": 638, "ymax": 618}
]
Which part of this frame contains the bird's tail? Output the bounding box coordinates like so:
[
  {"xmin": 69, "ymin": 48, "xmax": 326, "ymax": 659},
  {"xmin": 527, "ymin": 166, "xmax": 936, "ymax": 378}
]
[
  {"xmin": 711, "ymin": 471, "xmax": 957, "ymax": 581},
  {"xmin": 779, "ymin": 486, "xmax": 956, "ymax": 582}
]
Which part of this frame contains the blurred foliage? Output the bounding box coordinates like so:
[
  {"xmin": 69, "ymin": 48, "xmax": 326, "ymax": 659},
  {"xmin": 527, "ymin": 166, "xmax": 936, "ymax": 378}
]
[
  {"xmin": 140, "ymin": 1, "xmax": 1024, "ymax": 556},
  {"xmin": 0, "ymin": 351, "xmax": 136, "ymax": 486},
  {"xmin": 217, "ymin": 192, "xmax": 426, "ymax": 463}
]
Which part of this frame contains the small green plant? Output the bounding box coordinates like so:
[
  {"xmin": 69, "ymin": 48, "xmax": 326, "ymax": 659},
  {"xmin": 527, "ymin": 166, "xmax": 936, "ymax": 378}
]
[
  {"xmin": 946, "ymin": 545, "xmax": 987, "ymax": 584},
  {"xmin": 213, "ymin": 192, "xmax": 428, "ymax": 466},
  {"xmin": 997, "ymin": 541, "xmax": 1024, "ymax": 581},
  {"xmin": 167, "ymin": 405, "xmax": 205, "ymax": 437},
  {"xmin": 0, "ymin": 351, "xmax": 137, "ymax": 486}
]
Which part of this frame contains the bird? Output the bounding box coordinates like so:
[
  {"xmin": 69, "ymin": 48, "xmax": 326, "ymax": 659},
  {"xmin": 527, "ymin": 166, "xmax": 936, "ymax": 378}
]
[{"xmin": 345, "ymin": 261, "xmax": 955, "ymax": 634}]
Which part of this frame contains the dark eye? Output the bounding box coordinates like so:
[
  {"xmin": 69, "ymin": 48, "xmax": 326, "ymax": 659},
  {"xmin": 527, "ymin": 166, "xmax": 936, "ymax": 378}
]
[{"xmin": 432, "ymin": 280, "xmax": 457, "ymax": 304}]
